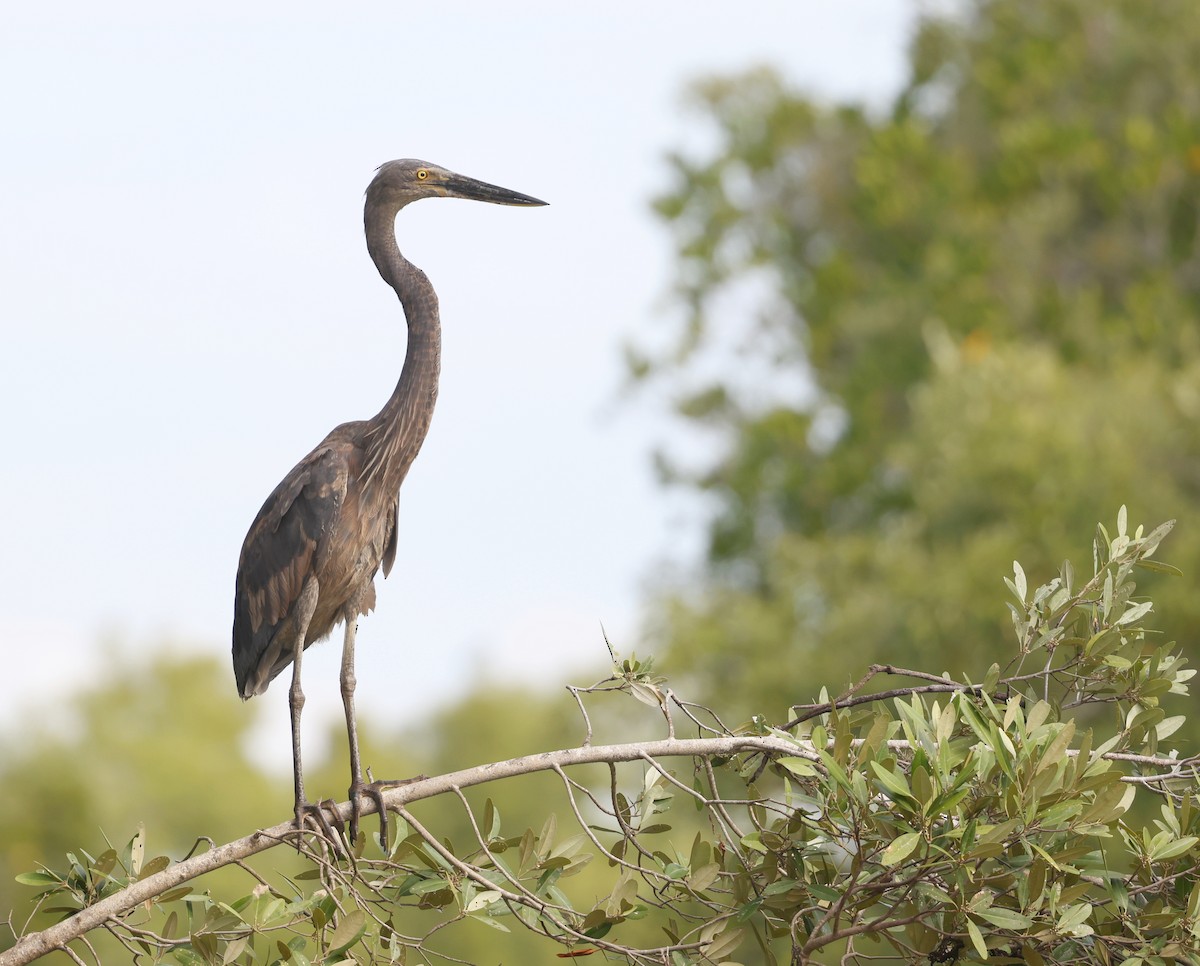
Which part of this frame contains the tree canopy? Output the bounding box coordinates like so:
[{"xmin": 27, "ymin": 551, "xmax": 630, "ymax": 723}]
[
  {"xmin": 4, "ymin": 514, "xmax": 1199, "ymax": 966},
  {"xmin": 633, "ymin": 0, "xmax": 1200, "ymax": 721},
  {"xmin": 8, "ymin": 1, "xmax": 1200, "ymax": 964}
]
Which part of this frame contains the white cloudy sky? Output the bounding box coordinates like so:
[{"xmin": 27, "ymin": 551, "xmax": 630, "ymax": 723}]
[{"xmin": 0, "ymin": 2, "xmax": 916, "ymax": 759}]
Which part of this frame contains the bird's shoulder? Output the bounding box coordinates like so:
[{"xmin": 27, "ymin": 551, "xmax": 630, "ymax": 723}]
[
  {"xmin": 233, "ymin": 426, "xmax": 372, "ymax": 659},
  {"xmin": 237, "ymin": 425, "xmax": 368, "ymax": 569}
]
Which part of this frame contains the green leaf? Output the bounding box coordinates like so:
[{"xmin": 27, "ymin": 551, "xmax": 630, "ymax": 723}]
[
  {"xmin": 1055, "ymin": 902, "xmax": 1092, "ymax": 934},
  {"xmin": 966, "ymin": 918, "xmax": 988, "ymax": 960},
  {"xmin": 1139, "ymin": 520, "xmax": 1176, "ymax": 558},
  {"xmin": 539, "ymin": 812, "xmax": 558, "ymax": 858},
  {"xmin": 629, "ymin": 682, "xmax": 664, "ymax": 707},
  {"xmin": 1035, "ymin": 800, "xmax": 1082, "ymax": 828},
  {"xmin": 881, "ymin": 831, "xmax": 921, "ymax": 867},
  {"xmin": 518, "ymin": 827, "xmax": 536, "ymax": 874},
  {"xmin": 688, "ymin": 862, "xmax": 721, "ymax": 893},
  {"xmin": 221, "ymin": 936, "xmax": 248, "ymax": 965},
  {"xmin": 807, "ymin": 883, "xmax": 841, "ymax": 902},
  {"xmin": 1035, "ymin": 720, "xmax": 1075, "ymax": 774},
  {"xmin": 93, "ymin": 849, "xmax": 117, "ymax": 877},
  {"xmin": 410, "ymin": 878, "xmax": 450, "ymax": 896},
  {"xmin": 137, "ymin": 855, "xmax": 169, "ymax": 880},
  {"xmin": 734, "ymin": 898, "xmax": 763, "ymax": 923},
  {"xmin": 614, "ymin": 794, "xmax": 631, "ymax": 828},
  {"xmin": 975, "ymin": 906, "xmax": 1033, "ymax": 930},
  {"xmin": 815, "ymin": 749, "xmax": 853, "ymax": 793},
  {"xmin": 1155, "ymin": 715, "xmax": 1186, "ymax": 740},
  {"xmin": 763, "ymin": 878, "xmax": 800, "ymax": 897},
  {"xmin": 483, "ymin": 798, "xmax": 500, "ymax": 841},
  {"xmin": 1148, "ymin": 835, "xmax": 1198, "ymax": 863},
  {"xmin": 1117, "ymin": 600, "xmax": 1152, "ymax": 625},
  {"xmin": 605, "ymin": 869, "xmax": 638, "ymax": 917},
  {"xmin": 580, "ymin": 909, "xmax": 609, "ymax": 932},
  {"xmin": 926, "ymin": 783, "xmax": 972, "ymax": 819},
  {"xmin": 1081, "ymin": 780, "xmax": 1135, "ymax": 825},
  {"xmin": 14, "ymin": 871, "xmax": 60, "ymax": 887},
  {"xmin": 191, "ymin": 933, "xmax": 219, "ymax": 963},
  {"xmin": 465, "ymin": 890, "xmax": 504, "ymax": 913},
  {"xmin": 776, "ymin": 756, "xmax": 818, "ymax": 778},
  {"xmin": 705, "ymin": 927, "xmax": 745, "ymax": 961},
  {"xmin": 129, "ymin": 824, "xmax": 145, "ymax": 878},
  {"xmin": 869, "ymin": 761, "xmax": 914, "ymax": 801},
  {"xmin": 1012, "ymin": 560, "xmax": 1027, "ymax": 602},
  {"xmin": 1134, "ymin": 558, "xmax": 1183, "ymax": 576}
]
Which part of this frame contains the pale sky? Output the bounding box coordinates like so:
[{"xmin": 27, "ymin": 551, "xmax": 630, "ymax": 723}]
[{"xmin": 0, "ymin": 2, "xmax": 916, "ymax": 761}]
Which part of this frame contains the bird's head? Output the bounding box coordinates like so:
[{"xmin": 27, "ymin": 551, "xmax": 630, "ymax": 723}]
[{"xmin": 366, "ymin": 159, "xmax": 547, "ymax": 211}]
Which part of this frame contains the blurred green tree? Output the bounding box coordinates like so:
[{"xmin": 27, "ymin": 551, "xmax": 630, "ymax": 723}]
[
  {"xmin": 0, "ymin": 651, "xmax": 273, "ymax": 883},
  {"xmin": 0, "ymin": 650, "xmax": 278, "ymax": 958},
  {"xmin": 0, "ymin": 646, "xmax": 625, "ymax": 965},
  {"xmin": 13, "ymin": 3, "xmax": 1200, "ymax": 963},
  {"xmin": 633, "ymin": 0, "xmax": 1200, "ymax": 720},
  {"xmin": 5, "ymin": 523, "xmax": 1197, "ymax": 966}
]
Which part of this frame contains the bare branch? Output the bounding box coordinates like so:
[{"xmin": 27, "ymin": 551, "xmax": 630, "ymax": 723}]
[
  {"xmin": 0, "ymin": 735, "xmax": 795, "ymax": 966},
  {"xmin": 566, "ymin": 685, "xmax": 594, "ymax": 746},
  {"xmin": 785, "ymin": 682, "xmax": 997, "ymax": 727},
  {"xmin": 5, "ymin": 728, "xmax": 1194, "ymax": 965}
]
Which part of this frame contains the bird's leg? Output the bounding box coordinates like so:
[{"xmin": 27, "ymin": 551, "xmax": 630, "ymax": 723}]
[
  {"xmin": 289, "ymin": 581, "xmax": 343, "ymax": 847},
  {"xmin": 289, "ymin": 630, "xmax": 308, "ymax": 812},
  {"xmin": 339, "ymin": 616, "xmax": 370, "ymax": 844},
  {"xmin": 339, "ymin": 616, "xmax": 423, "ymax": 849}
]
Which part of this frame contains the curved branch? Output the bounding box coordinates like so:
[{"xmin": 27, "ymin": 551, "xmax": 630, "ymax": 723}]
[
  {"xmin": 0, "ymin": 735, "xmax": 796, "ymax": 966},
  {"xmin": 5, "ymin": 732, "xmax": 1192, "ymax": 965}
]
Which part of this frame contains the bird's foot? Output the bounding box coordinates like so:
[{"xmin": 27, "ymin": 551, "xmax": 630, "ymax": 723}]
[
  {"xmin": 349, "ymin": 775, "xmax": 427, "ymax": 849},
  {"xmin": 294, "ymin": 799, "xmax": 346, "ymax": 854}
]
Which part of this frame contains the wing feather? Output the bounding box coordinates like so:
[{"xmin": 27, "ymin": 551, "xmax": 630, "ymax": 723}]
[
  {"xmin": 381, "ymin": 496, "xmax": 399, "ymax": 577},
  {"xmin": 232, "ymin": 443, "xmax": 348, "ymax": 697}
]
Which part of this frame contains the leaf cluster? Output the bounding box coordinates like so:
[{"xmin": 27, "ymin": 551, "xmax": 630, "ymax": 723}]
[
  {"xmin": 630, "ymin": 0, "xmax": 1200, "ymax": 732},
  {"xmin": 10, "ymin": 512, "xmax": 1200, "ymax": 966}
]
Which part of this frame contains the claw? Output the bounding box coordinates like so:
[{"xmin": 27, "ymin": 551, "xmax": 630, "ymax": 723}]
[
  {"xmin": 349, "ymin": 776, "xmax": 426, "ymax": 850},
  {"xmin": 295, "ymin": 799, "xmax": 347, "ymax": 856},
  {"xmin": 317, "ymin": 798, "xmax": 345, "ymax": 839}
]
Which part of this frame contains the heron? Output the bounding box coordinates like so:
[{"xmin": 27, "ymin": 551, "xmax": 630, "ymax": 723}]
[{"xmin": 232, "ymin": 159, "xmax": 547, "ymax": 843}]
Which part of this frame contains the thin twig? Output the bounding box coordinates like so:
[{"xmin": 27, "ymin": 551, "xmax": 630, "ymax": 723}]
[
  {"xmin": 54, "ymin": 943, "xmax": 88, "ymax": 966},
  {"xmin": 6, "ymin": 729, "xmax": 1195, "ymax": 966},
  {"xmin": 786, "ymin": 682, "xmax": 993, "ymax": 727},
  {"xmin": 700, "ymin": 757, "xmax": 750, "ymax": 864},
  {"xmin": 566, "ymin": 686, "xmax": 594, "ymax": 746},
  {"xmin": 396, "ymin": 804, "xmax": 705, "ymax": 964},
  {"xmin": 669, "ymin": 695, "xmax": 731, "ymax": 737}
]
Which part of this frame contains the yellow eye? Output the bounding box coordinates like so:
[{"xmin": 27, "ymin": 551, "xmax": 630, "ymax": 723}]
[{"xmin": 416, "ymin": 168, "xmax": 429, "ymax": 180}]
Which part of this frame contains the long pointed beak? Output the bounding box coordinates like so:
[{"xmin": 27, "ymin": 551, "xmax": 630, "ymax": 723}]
[{"xmin": 443, "ymin": 172, "xmax": 548, "ymax": 207}]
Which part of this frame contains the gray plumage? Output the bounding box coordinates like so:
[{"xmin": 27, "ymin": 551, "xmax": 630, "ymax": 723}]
[{"xmin": 232, "ymin": 159, "xmax": 546, "ymax": 836}]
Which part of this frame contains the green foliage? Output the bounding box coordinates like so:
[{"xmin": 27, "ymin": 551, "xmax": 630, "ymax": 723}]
[
  {"xmin": 0, "ymin": 652, "xmax": 590, "ymax": 965},
  {"xmin": 12, "ymin": 4, "xmax": 1200, "ymax": 963},
  {"xmin": 10, "ymin": 512, "xmax": 1200, "ymax": 965},
  {"xmin": 631, "ymin": 0, "xmax": 1200, "ymax": 721},
  {"xmin": 0, "ymin": 651, "xmax": 279, "ymax": 936}
]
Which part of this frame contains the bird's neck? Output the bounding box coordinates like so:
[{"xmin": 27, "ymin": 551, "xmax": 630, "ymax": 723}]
[{"xmin": 361, "ymin": 206, "xmax": 443, "ymax": 492}]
